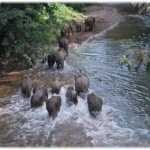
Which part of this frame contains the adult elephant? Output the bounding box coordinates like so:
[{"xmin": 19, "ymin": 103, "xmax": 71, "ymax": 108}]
[
  {"xmin": 56, "ymin": 48, "xmax": 67, "ymax": 70},
  {"xmin": 66, "ymin": 86, "xmax": 78, "ymax": 106},
  {"xmin": 31, "ymin": 87, "xmax": 48, "ymax": 108},
  {"xmin": 72, "ymin": 20, "xmax": 82, "ymax": 32},
  {"xmin": 46, "ymin": 96, "xmax": 61, "ymax": 119},
  {"xmin": 84, "ymin": 17, "xmax": 95, "ymax": 31},
  {"xmin": 21, "ymin": 75, "xmax": 32, "ymax": 98},
  {"xmin": 51, "ymin": 80, "xmax": 62, "ymax": 94},
  {"xmin": 75, "ymin": 73, "xmax": 90, "ymax": 95},
  {"xmin": 61, "ymin": 23, "xmax": 73, "ymax": 38},
  {"xmin": 87, "ymin": 93, "xmax": 103, "ymax": 117}
]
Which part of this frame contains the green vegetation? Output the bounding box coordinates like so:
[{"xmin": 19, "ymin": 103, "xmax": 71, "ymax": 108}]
[
  {"xmin": 0, "ymin": 3, "xmax": 85, "ymax": 69},
  {"xmin": 119, "ymin": 55, "xmax": 132, "ymax": 67},
  {"xmin": 66, "ymin": 4, "xmax": 88, "ymax": 11}
]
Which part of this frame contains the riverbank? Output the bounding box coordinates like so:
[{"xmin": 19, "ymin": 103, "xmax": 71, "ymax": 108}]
[
  {"xmin": 69, "ymin": 4, "xmax": 123, "ymax": 44},
  {"xmin": 0, "ymin": 4, "xmax": 124, "ymax": 98}
]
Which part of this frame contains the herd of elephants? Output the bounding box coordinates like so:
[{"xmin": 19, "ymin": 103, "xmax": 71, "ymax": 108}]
[{"xmin": 21, "ymin": 16, "xmax": 103, "ymax": 119}]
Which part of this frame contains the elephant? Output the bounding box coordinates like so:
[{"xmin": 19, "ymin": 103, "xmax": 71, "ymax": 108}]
[
  {"xmin": 31, "ymin": 87, "xmax": 48, "ymax": 108},
  {"xmin": 87, "ymin": 93, "xmax": 103, "ymax": 117},
  {"xmin": 84, "ymin": 17, "xmax": 95, "ymax": 31},
  {"xmin": 56, "ymin": 48, "xmax": 67, "ymax": 70},
  {"xmin": 41, "ymin": 52, "xmax": 47, "ymax": 64},
  {"xmin": 21, "ymin": 75, "xmax": 32, "ymax": 98},
  {"xmin": 72, "ymin": 20, "xmax": 82, "ymax": 32},
  {"xmin": 58, "ymin": 38, "xmax": 69, "ymax": 56},
  {"xmin": 33, "ymin": 84, "xmax": 48, "ymax": 96},
  {"xmin": 66, "ymin": 86, "xmax": 78, "ymax": 106},
  {"xmin": 61, "ymin": 23, "xmax": 73, "ymax": 38},
  {"xmin": 47, "ymin": 54, "xmax": 56, "ymax": 68},
  {"xmin": 51, "ymin": 80, "xmax": 62, "ymax": 94},
  {"xmin": 32, "ymin": 79, "xmax": 43, "ymax": 93},
  {"xmin": 46, "ymin": 96, "xmax": 61, "ymax": 119},
  {"xmin": 75, "ymin": 73, "xmax": 90, "ymax": 95}
]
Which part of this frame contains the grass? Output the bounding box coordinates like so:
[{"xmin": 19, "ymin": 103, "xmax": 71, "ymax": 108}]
[{"xmin": 54, "ymin": 3, "xmax": 85, "ymax": 25}]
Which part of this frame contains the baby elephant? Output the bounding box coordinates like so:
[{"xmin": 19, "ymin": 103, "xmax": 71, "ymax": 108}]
[
  {"xmin": 51, "ymin": 80, "xmax": 62, "ymax": 94},
  {"xmin": 85, "ymin": 17, "xmax": 95, "ymax": 31},
  {"xmin": 66, "ymin": 86, "xmax": 78, "ymax": 106},
  {"xmin": 75, "ymin": 74, "xmax": 90, "ymax": 95},
  {"xmin": 72, "ymin": 20, "xmax": 82, "ymax": 32},
  {"xmin": 21, "ymin": 75, "xmax": 32, "ymax": 98},
  {"xmin": 56, "ymin": 48, "xmax": 67, "ymax": 70},
  {"xmin": 46, "ymin": 96, "xmax": 61, "ymax": 119},
  {"xmin": 58, "ymin": 38, "xmax": 69, "ymax": 56},
  {"xmin": 87, "ymin": 93, "xmax": 103, "ymax": 117},
  {"xmin": 61, "ymin": 23, "xmax": 73, "ymax": 38},
  {"xmin": 47, "ymin": 54, "xmax": 56, "ymax": 69},
  {"xmin": 31, "ymin": 87, "xmax": 48, "ymax": 108}
]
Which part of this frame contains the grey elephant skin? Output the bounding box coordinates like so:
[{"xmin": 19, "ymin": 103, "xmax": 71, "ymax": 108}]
[
  {"xmin": 61, "ymin": 24, "xmax": 73, "ymax": 37},
  {"xmin": 58, "ymin": 38, "xmax": 69, "ymax": 56},
  {"xmin": 87, "ymin": 93, "xmax": 103, "ymax": 117},
  {"xmin": 21, "ymin": 75, "xmax": 32, "ymax": 98},
  {"xmin": 85, "ymin": 17, "xmax": 95, "ymax": 31},
  {"xmin": 66, "ymin": 86, "xmax": 78, "ymax": 106},
  {"xmin": 46, "ymin": 96, "xmax": 61, "ymax": 119},
  {"xmin": 31, "ymin": 87, "xmax": 48, "ymax": 107},
  {"xmin": 51, "ymin": 80, "xmax": 62, "ymax": 94},
  {"xmin": 56, "ymin": 49, "xmax": 67, "ymax": 70},
  {"xmin": 75, "ymin": 74, "xmax": 90, "ymax": 95}
]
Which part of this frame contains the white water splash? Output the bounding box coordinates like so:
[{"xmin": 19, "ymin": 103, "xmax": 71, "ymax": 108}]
[{"xmin": 0, "ymin": 86, "xmax": 144, "ymax": 146}]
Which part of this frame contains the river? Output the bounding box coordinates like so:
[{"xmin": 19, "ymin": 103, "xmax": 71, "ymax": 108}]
[{"xmin": 0, "ymin": 8, "xmax": 150, "ymax": 147}]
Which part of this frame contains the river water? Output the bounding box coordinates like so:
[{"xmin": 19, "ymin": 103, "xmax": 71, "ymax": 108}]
[{"xmin": 0, "ymin": 11, "xmax": 150, "ymax": 146}]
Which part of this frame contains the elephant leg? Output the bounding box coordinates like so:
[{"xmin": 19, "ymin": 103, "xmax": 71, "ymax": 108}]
[
  {"xmin": 84, "ymin": 25, "xmax": 87, "ymax": 32},
  {"xmin": 79, "ymin": 26, "xmax": 81, "ymax": 32},
  {"xmin": 27, "ymin": 89, "xmax": 31, "ymax": 98},
  {"xmin": 71, "ymin": 27, "xmax": 73, "ymax": 35},
  {"xmin": 61, "ymin": 61, "xmax": 64, "ymax": 69},
  {"xmin": 65, "ymin": 45, "xmax": 68, "ymax": 56},
  {"xmin": 76, "ymin": 26, "xmax": 78, "ymax": 32},
  {"xmin": 31, "ymin": 98, "xmax": 34, "ymax": 108},
  {"xmin": 67, "ymin": 32, "xmax": 69, "ymax": 37},
  {"xmin": 67, "ymin": 46, "xmax": 68, "ymax": 56},
  {"xmin": 89, "ymin": 25, "xmax": 92, "ymax": 31},
  {"xmin": 91, "ymin": 26, "xmax": 93, "ymax": 31},
  {"xmin": 57, "ymin": 63, "xmax": 59, "ymax": 70}
]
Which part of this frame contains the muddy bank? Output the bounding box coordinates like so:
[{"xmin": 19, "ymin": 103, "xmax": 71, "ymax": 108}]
[
  {"xmin": 69, "ymin": 4, "xmax": 123, "ymax": 44},
  {"xmin": 0, "ymin": 4, "xmax": 124, "ymax": 98},
  {"xmin": 0, "ymin": 71, "xmax": 23, "ymax": 98}
]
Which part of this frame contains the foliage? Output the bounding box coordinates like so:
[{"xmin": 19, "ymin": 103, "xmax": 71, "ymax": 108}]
[
  {"xmin": 53, "ymin": 3, "xmax": 84, "ymax": 25},
  {"xmin": 119, "ymin": 55, "xmax": 132, "ymax": 67},
  {"xmin": 0, "ymin": 3, "xmax": 84, "ymax": 69},
  {"xmin": 65, "ymin": 4, "xmax": 89, "ymax": 11}
]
